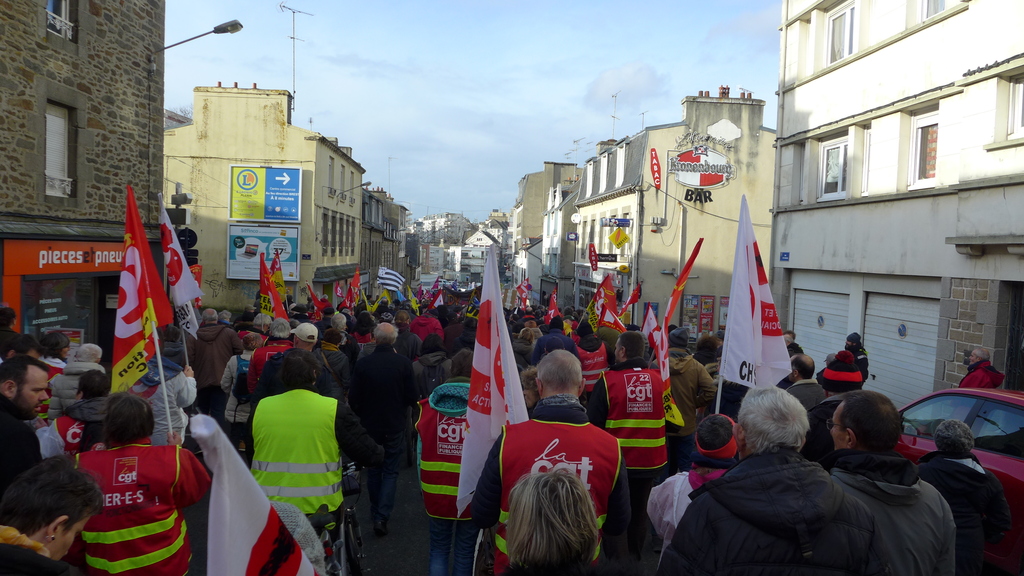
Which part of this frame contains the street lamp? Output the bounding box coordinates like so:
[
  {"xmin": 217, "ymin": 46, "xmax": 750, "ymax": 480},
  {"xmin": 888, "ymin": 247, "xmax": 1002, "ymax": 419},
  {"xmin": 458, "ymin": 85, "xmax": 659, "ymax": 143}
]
[
  {"xmin": 339, "ymin": 181, "xmax": 371, "ymax": 203},
  {"xmin": 145, "ymin": 20, "xmax": 243, "ymax": 218}
]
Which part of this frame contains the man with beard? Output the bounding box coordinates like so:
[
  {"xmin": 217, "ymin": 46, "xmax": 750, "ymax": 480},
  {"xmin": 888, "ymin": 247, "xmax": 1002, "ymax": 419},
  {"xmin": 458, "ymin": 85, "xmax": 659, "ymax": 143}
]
[{"xmin": 0, "ymin": 355, "xmax": 50, "ymax": 498}]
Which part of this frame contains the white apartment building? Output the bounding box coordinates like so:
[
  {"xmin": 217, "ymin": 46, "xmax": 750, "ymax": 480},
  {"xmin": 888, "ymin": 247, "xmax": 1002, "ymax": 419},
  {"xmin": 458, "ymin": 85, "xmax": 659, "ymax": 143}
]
[{"xmin": 772, "ymin": 0, "xmax": 1024, "ymax": 407}]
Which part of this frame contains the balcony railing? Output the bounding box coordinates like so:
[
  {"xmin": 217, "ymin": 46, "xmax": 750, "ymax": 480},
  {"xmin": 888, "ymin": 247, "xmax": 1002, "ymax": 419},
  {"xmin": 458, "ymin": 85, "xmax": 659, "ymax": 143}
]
[
  {"xmin": 46, "ymin": 11, "xmax": 75, "ymax": 41},
  {"xmin": 45, "ymin": 175, "xmax": 74, "ymax": 198}
]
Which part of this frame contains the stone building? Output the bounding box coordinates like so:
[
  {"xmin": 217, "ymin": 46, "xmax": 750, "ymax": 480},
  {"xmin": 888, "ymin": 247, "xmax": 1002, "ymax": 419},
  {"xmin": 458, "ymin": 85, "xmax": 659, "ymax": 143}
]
[
  {"xmin": 163, "ymin": 85, "xmax": 365, "ymax": 310},
  {"xmin": 772, "ymin": 0, "xmax": 1024, "ymax": 402},
  {"xmin": 0, "ymin": 0, "xmax": 165, "ymax": 361},
  {"xmin": 510, "ymin": 162, "xmax": 581, "ymax": 290},
  {"xmin": 540, "ymin": 183, "xmax": 580, "ymax": 308},
  {"xmin": 574, "ymin": 91, "xmax": 775, "ymax": 331}
]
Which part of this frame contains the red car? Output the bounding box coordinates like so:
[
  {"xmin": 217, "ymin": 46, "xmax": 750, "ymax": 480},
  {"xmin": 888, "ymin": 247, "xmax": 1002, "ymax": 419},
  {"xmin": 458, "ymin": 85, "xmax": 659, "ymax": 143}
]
[{"xmin": 896, "ymin": 388, "xmax": 1024, "ymax": 575}]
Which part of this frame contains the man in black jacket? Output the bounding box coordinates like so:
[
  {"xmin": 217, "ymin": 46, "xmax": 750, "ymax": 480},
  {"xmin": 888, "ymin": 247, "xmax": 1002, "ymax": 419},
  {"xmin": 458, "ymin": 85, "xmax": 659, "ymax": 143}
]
[
  {"xmin": 657, "ymin": 386, "xmax": 890, "ymax": 576},
  {"xmin": 0, "ymin": 355, "xmax": 50, "ymax": 498},
  {"xmin": 472, "ymin": 350, "xmax": 629, "ymax": 573},
  {"xmin": 350, "ymin": 322, "xmax": 418, "ymax": 537}
]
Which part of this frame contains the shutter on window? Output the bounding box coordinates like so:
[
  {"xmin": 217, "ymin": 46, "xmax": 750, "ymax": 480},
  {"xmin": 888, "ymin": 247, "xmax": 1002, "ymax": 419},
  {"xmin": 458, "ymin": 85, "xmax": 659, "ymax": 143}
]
[{"xmin": 45, "ymin": 104, "xmax": 68, "ymax": 178}]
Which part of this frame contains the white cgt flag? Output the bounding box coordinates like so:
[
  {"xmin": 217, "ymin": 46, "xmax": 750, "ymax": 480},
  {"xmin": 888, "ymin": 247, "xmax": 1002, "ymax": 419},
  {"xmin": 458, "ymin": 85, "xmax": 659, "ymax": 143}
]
[
  {"xmin": 457, "ymin": 245, "xmax": 529, "ymax": 514},
  {"xmin": 158, "ymin": 199, "xmax": 203, "ymax": 337},
  {"xmin": 720, "ymin": 195, "xmax": 791, "ymax": 388},
  {"xmin": 191, "ymin": 415, "xmax": 316, "ymax": 576}
]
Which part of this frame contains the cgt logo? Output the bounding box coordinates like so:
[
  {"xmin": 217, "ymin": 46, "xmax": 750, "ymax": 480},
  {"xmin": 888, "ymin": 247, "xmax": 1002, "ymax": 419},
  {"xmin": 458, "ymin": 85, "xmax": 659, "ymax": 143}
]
[
  {"xmin": 625, "ymin": 372, "xmax": 654, "ymax": 413},
  {"xmin": 112, "ymin": 457, "xmax": 138, "ymax": 486},
  {"xmin": 530, "ymin": 439, "xmax": 594, "ymax": 490},
  {"xmin": 436, "ymin": 415, "xmax": 466, "ymax": 456}
]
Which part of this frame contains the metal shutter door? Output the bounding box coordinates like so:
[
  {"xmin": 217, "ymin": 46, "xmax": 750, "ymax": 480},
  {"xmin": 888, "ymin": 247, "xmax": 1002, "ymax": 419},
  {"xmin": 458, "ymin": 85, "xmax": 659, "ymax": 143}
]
[
  {"xmin": 864, "ymin": 294, "xmax": 939, "ymax": 407},
  {"xmin": 793, "ymin": 290, "xmax": 851, "ymax": 371}
]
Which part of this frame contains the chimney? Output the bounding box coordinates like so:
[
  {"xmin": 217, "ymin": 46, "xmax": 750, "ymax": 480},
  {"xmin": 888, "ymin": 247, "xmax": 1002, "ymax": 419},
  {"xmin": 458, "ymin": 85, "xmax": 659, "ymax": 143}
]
[
  {"xmin": 719, "ymin": 85, "xmax": 730, "ymax": 98},
  {"xmin": 252, "ymin": 83, "xmax": 257, "ymax": 89},
  {"xmin": 217, "ymin": 81, "xmax": 222, "ymax": 87},
  {"xmin": 233, "ymin": 81, "xmax": 238, "ymax": 88}
]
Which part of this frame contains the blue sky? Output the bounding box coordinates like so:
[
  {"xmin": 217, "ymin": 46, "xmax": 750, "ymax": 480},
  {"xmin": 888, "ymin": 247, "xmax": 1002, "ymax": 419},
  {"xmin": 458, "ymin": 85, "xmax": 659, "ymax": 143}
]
[{"xmin": 164, "ymin": 0, "xmax": 781, "ymax": 221}]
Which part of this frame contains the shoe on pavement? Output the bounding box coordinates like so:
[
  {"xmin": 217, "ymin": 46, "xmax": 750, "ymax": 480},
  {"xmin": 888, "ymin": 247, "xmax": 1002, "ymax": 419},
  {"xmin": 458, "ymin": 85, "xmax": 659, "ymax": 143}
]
[{"xmin": 373, "ymin": 520, "xmax": 388, "ymax": 536}]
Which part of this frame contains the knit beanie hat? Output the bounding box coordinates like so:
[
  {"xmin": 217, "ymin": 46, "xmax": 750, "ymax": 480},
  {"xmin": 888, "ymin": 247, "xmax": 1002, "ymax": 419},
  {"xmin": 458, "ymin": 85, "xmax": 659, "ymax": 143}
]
[
  {"xmin": 846, "ymin": 332, "xmax": 862, "ymax": 345},
  {"xmin": 821, "ymin": 350, "xmax": 864, "ymax": 393},
  {"xmin": 576, "ymin": 320, "xmax": 594, "ymax": 337},
  {"xmin": 429, "ymin": 381, "xmax": 470, "ymax": 417},
  {"xmin": 668, "ymin": 327, "xmax": 690, "ymax": 349}
]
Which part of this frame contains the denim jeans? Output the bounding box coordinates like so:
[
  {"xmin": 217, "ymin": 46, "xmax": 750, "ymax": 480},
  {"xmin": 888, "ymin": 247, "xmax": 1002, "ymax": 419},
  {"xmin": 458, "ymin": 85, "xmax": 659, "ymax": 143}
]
[
  {"xmin": 367, "ymin": 430, "xmax": 405, "ymax": 523},
  {"xmin": 660, "ymin": 433, "xmax": 697, "ymax": 483},
  {"xmin": 428, "ymin": 518, "xmax": 478, "ymax": 576},
  {"xmin": 195, "ymin": 387, "xmax": 228, "ymax": 433}
]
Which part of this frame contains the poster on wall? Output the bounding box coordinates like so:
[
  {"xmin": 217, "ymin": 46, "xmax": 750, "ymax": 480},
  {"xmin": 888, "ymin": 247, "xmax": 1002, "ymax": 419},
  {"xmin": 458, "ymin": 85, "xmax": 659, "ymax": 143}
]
[
  {"xmin": 699, "ymin": 295, "xmax": 715, "ymax": 334},
  {"xmin": 681, "ymin": 294, "xmax": 700, "ymax": 335},
  {"xmin": 226, "ymin": 225, "xmax": 300, "ymax": 281},
  {"xmin": 718, "ymin": 296, "xmax": 730, "ymax": 331},
  {"xmin": 229, "ymin": 165, "xmax": 302, "ymax": 223}
]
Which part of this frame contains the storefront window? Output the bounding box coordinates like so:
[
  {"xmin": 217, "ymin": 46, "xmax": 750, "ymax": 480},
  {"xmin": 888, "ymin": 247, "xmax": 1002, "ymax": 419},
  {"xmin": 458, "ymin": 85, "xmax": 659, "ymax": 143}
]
[{"xmin": 21, "ymin": 277, "xmax": 92, "ymax": 347}]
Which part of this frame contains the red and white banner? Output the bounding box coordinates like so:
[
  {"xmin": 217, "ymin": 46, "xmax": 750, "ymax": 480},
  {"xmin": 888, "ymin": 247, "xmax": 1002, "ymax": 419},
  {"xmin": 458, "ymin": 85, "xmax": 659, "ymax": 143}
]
[
  {"xmin": 305, "ymin": 282, "xmax": 329, "ymax": 320},
  {"xmin": 720, "ymin": 196, "xmax": 790, "ymax": 388},
  {"xmin": 112, "ymin": 186, "xmax": 174, "ymax": 392},
  {"xmin": 619, "ymin": 282, "xmax": 642, "ymax": 317},
  {"xmin": 335, "ymin": 280, "xmax": 345, "ymax": 300},
  {"xmin": 457, "ymin": 246, "xmax": 529, "ymax": 514},
  {"xmin": 641, "ymin": 304, "xmax": 660, "ymax": 351},
  {"xmin": 544, "ymin": 287, "xmax": 560, "ymax": 323},
  {"xmin": 650, "ymin": 148, "xmax": 662, "ymax": 189},
  {"xmin": 515, "ymin": 278, "xmax": 530, "ymax": 309},
  {"xmin": 428, "ymin": 289, "xmax": 445, "ymax": 310},
  {"xmin": 191, "ymin": 415, "xmax": 316, "ymax": 576},
  {"xmin": 158, "ymin": 201, "xmax": 203, "ymax": 337}
]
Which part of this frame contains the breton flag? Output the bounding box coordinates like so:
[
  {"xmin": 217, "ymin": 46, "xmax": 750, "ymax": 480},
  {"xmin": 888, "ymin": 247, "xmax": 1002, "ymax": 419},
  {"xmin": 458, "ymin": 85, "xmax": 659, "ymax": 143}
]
[
  {"xmin": 720, "ymin": 196, "xmax": 791, "ymax": 388},
  {"xmin": 377, "ymin": 266, "xmax": 406, "ymax": 292},
  {"xmin": 112, "ymin": 186, "xmax": 174, "ymax": 392},
  {"xmin": 457, "ymin": 246, "xmax": 529, "ymax": 514},
  {"xmin": 157, "ymin": 198, "xmax": 203, "ymax": 337},
  {"xmin": 191, "ymin": 415, "xmax": 316, "ymax": 576}
]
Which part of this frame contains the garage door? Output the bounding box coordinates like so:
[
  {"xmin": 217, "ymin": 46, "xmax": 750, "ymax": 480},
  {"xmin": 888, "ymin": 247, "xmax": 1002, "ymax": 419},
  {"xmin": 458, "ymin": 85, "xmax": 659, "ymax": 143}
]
[
  {"xmin": 864, "ymin": 293, "xmax": 940, "ymax": 408},
  {"xmin": 793, "ymin": 290, "xmax": 851, "ymax": 373}
]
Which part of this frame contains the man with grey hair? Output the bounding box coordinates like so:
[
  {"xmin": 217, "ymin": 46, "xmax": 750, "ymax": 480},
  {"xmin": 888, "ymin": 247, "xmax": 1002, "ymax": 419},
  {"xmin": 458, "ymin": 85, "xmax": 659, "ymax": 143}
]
[
  {"xmin": 822, "ymin": 390, "xmax": 955, "ymax": 576},
  {"xmin": 958, "ymin": 347, "xmax": 1005, "ymax": 389},
  {"xmin": 918, "ymin": 419, "xmax": 1011, "ymax": 576},
  {"xmin": 192, "ymin": 307, "xmax": 243, "ymax": 428},
  {"xmin": 218, "ymin": 310, "xmax": 233, "ymax": 324},
  {"xmin": 47, "ymin": 343, "xmax": 104, "ymax": 419},
  {"xmin": 350, "ymin": 320, "xmax": 417, "ymax": 536},
  {"xmin": 473, "ymin": 350, "xmax": 629, "ymax": 574},
  {"xmin": 658, "ymin": 386, "xmax": 890, "ymax": 576}
]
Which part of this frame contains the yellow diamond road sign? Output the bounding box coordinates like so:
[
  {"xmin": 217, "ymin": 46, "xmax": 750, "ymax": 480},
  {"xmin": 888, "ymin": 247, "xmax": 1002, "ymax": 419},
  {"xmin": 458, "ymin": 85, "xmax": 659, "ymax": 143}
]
[{"xmin": 609, "ymin": 227, "xmax": 629, "ymax": 248}]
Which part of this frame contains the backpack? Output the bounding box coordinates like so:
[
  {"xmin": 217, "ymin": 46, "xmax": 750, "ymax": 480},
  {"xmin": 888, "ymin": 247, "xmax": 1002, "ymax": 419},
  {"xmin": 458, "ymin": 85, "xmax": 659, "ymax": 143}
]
[
  {"xmin": 232, "ymin": 355, "xmax": 251, "ymax": 403},
  {"xmin": 418, "ymin": 363, "xmax": 448, "ymax": 399}
]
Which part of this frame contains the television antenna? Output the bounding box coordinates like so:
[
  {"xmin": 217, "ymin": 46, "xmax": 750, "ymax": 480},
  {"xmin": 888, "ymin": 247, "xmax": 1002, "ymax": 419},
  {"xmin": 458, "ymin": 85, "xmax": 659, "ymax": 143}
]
[
  {"xmin": 279, "ymin": 2, "xmax": 313, "ymax": 111},
  {"xmin": 639, "ymin": 110, "xmax": 649, "ymax": 130},
  {"xmin": 611, "ymin": 91, "xmax": 621, "ymax": 138}
]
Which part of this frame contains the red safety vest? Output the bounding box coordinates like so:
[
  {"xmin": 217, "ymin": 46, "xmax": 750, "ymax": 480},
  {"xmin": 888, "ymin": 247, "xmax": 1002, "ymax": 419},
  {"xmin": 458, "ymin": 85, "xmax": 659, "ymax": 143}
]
[
  {"xmin": 495, "ymin": 419, "xmax": 621, "ymax": 574},
  {"xmin": 415, "ymin": 400, "xmax": 470, "ymax": 520},
  {"xmin": 577, "ymin": 346, "xmax": 609, "ymax": 393},
  {"xmin": 602, "ymin": 368, "xmax": 667, "ymax": 470},
  {"xmin": 76, "ymin": 442, "xmax": 208, "ymax": 576}
]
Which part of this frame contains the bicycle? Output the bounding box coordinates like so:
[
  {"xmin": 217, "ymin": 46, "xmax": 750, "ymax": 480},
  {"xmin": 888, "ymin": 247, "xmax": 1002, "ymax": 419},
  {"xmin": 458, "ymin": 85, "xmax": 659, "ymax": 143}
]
[{"xmin": 308, "ymin": 461, "xmax": 364, "ymax": 576}]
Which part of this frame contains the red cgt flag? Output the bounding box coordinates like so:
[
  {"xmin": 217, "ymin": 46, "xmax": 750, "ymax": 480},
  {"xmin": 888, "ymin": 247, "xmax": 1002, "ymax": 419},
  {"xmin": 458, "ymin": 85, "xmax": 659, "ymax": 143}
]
[
  {"xmin": 112, "ymin": 186, "xmax": 174, "ymax": 392},
  {"xmin": 259, "ymin": 254, "xmax": 288, "ymax": 320}
]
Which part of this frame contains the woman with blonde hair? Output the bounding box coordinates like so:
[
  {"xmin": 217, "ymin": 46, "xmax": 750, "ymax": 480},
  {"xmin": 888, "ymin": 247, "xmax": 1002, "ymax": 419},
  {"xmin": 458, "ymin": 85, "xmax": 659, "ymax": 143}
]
[
  {"xmin": 513, "ymin": 328, "xmax": 537, "ymax": 370},
  {"xmin": 505, "ymin": 470, "xmax": 598, "ymax": 575}
]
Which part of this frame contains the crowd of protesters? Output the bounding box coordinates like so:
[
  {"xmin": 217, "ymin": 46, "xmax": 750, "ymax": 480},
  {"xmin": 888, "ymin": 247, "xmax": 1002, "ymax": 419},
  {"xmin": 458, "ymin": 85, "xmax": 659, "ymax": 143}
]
[{"xmin": 0, "ymin": 295, "xmax": 1015, "ymax": 576}]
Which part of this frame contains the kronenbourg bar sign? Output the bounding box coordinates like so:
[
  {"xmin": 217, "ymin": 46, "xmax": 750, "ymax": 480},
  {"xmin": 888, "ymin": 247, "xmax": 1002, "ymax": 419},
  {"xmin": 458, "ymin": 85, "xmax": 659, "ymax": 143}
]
[{"xmin": 668, "ymin": 143, "xmax": 736, "ymax": 189}]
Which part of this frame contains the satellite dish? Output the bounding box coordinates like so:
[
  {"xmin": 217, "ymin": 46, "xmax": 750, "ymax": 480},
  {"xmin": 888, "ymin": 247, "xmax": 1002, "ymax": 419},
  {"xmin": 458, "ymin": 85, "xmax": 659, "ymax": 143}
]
[{"xmin": 570, "ymin": 213, "xmax": 582, "ymax": 224}]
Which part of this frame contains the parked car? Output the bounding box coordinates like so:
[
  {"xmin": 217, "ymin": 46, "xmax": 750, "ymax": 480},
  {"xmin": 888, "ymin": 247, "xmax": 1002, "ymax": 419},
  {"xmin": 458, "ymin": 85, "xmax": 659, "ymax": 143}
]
[{"xmin": 895, "ymin": 387, "xmax": 1024, "ymax": 575}]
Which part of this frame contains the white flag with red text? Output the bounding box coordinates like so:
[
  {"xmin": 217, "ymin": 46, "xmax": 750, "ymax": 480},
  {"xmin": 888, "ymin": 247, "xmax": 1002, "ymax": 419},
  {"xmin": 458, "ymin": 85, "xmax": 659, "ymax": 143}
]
[
  {"xmin": 641, "ymin": 304, "xmax": 660, "ymax": 350},
  {"xmin": 190, "ymin": 415, "xmax": 316, "ymax": 576},
  {"xmin": 158, "ymin": 199, "xmax": 203, "ymax": 337},
  {"xmin": 457, "ymin": 246, "xmax": 529, "ymax": 514},
  {"xmin": 720, "ymin": 195, "xmax": 791, "ymax": 388}
]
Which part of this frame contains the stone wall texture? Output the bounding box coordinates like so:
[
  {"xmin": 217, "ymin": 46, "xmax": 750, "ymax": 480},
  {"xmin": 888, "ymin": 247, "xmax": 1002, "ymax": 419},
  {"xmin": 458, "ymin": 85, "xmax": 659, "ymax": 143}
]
[
  {"xmin": 937, "ymin": 277, "xmax": 1011, "ymax": 388},
  {"xmin": 0, "ymin": 0, "xmax": 166, "ymax": 228}
]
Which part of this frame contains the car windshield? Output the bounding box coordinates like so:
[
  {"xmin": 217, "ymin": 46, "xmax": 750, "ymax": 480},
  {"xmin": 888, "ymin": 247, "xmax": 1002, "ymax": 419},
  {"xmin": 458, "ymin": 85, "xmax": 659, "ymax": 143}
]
[{"xmin": 902, "ymin": 394, "xmax": 978, "ymax": 438}]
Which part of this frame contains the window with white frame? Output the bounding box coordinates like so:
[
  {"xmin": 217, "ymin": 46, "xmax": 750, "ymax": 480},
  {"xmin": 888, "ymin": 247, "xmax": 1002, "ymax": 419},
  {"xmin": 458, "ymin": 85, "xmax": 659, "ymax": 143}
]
[
  {"xmin": 861, "ymin": 127, "xmax": 871, "ymax": 196},
  {"xmin": 911, "ymin": 111, "xmax": 939, "ymax": 187},
  {"xmin": 826, "ymin": 2, "xmax": 856, "ymax": 65},
  {"xmin": 45, "ymin": 103, "xmax": 73, "ymax": 197},
  {"xmin": 818, "ymin": 138, "xmax": 848, "ymax": 201},
  {"xmin": 615, "ymin": 145, "xmax": 626, "ymax": 187},
  {"xmin": 46, "ymin": 0, "xmax": 74, "ymax": 41},
  {"xmin": 1010, "ymin": 78, "xmax": 1024, "ymax": 138},
  {"xmin": 922, "ymin": 0, "xmax": 945, "ymax": 20}
]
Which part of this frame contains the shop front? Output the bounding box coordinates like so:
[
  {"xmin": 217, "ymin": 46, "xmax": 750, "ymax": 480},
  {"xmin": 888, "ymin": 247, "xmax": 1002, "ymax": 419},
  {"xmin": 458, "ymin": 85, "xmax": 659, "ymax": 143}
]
[
  {"xmin": 573, "ymin": 262, "xmax": 627, "ymax": 309},
  {"xmin": 1, "ymin": 239, "xmax": 126, "ymax": 363}
]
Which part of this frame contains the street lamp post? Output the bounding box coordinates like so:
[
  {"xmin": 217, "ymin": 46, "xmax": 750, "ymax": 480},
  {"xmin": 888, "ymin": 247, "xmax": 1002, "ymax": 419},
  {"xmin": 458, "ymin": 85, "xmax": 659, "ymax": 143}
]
[{"xmin": 146, "ymin": 20, "xmax": 243, "ymax": 219}]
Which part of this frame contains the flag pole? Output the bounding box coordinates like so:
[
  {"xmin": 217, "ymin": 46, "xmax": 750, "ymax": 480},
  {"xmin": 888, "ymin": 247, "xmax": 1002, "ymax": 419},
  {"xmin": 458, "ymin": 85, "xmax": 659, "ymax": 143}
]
[
  {"xmin": 149, "ymin": 320, "xmax": 175, "ymax": 439},
  {"xmin": 714, "ymin": 373, "xmax": 724, "ymax": 415},
  {"xmin": 180, "ymin": 318, "xmax": 190, "ymax": 367}
]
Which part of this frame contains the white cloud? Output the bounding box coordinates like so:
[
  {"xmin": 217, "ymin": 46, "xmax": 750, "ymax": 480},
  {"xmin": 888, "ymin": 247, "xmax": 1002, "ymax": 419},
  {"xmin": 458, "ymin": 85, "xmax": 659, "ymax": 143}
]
[{"xmin": 584, "ymin": 62, "xmax": 670, "ymax": 112}]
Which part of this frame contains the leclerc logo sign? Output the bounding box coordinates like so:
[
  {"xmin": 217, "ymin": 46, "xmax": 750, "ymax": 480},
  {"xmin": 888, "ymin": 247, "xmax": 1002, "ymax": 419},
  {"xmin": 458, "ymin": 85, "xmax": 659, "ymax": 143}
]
[{"xmin": 669, "ymin": 144, "xmax": 736, "ymax": 189}]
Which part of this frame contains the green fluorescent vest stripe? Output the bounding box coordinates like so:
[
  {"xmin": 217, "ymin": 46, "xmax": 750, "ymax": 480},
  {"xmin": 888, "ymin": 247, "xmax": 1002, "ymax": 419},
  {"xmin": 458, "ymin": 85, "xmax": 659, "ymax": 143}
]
[
  {"xmin": 499, "ymin": 510, "xmax": 510, "ymax": 523},
  {"xmin": 605, "ymin": 418, "xmax": 664, "ymax": 429},
  {"xmin": 252, "ymin": 460, "xmax": 341, "ymax": 473},
  {"xmin": 257, "ymin": 480, "xmax": 344, "ymax": 498},
  {"xmin": 85, "ymin": 520, "xmax": 187, "ymax": 572},
  {"xmin": 617, "ymin": 437, "xmax": 666, "ymax": 448},
  {"xmin": 422, "ymin": 482, "xmax": 459, "ymax": 496},
  {"xmin": 81, "ymin": 510, "xmax": 178, "ymax": 544},
  {"xmin": 420, "ymin": 461, "xmax": 461, "ymax": 473},
  {"xmin": 495, "ymin": 531, "xmax": 507, "ymax": 553}
]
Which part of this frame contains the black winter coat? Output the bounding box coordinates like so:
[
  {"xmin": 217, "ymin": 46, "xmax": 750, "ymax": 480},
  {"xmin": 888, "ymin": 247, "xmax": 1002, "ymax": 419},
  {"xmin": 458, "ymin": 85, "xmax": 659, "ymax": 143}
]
[
  {"xmin": 0, "ymin": 544, "xmax": 71, "ymax": 576},
  {"xmin": 802, "ymin": 395, "xmax": 843, "ymax": 462},
  {"xmin": 656, "ymin": 449, "xmax": 890, "ymax": 576},
  {"xmin": 918, "ymin": 451, "xmax": 1013, "ymax": 576},
  {"xmin": 349, "ymin": 344, "xmax": 418, "ymax": 442},
  {"xmin": 0, "ymin": 395, "xmax": 40, "ymax": 500}
]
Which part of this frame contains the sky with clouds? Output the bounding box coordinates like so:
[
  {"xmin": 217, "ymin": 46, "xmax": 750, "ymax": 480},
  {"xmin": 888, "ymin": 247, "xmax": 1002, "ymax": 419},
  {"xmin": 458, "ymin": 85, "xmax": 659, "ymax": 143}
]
[{"xmin": 164, "ymin": 0, "xmax": 781, "ymax": 221}]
